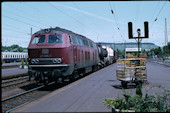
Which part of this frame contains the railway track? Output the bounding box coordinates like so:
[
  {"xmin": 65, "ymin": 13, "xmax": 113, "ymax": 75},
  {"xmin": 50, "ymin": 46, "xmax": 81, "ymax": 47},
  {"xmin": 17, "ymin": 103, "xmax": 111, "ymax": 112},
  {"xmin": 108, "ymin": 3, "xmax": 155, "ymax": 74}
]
[
  {"xmin": 2, "ymin": 75, "xmax": 36, "ymax": 89},
  {"xmin": 2, "ymin": 82, "xmax": 55, "ymax": 113},
  {"xmin": 2, "ymin": 65, "xmax": 20, "ymax": 69},
  {"xmin": 1, "ymin": 69, "xmax": 95, "ymax": 113},
  {"xmin": 2, "ymin": 76, "xmax": 29, "ymax": 88},
  {"xmin": 1, "ymin": 63, "xmax": 112, "ymax": 113}
]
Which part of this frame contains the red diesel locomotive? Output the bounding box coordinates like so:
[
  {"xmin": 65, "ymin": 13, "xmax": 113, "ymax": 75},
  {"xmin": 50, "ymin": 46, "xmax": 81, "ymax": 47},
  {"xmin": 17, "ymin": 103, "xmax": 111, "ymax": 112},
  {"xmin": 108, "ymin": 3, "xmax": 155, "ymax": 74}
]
[{"xmin": 28, "ymin": 27, "xmax": 99, "ymax": 84}]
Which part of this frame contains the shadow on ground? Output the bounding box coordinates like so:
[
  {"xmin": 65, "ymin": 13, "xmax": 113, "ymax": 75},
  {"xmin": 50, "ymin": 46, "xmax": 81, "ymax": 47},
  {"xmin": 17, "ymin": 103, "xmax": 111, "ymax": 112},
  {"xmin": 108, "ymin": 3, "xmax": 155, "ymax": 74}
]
[{"xmin": 111, "ymin": 83, "xmax": 137, "ymax": 89}]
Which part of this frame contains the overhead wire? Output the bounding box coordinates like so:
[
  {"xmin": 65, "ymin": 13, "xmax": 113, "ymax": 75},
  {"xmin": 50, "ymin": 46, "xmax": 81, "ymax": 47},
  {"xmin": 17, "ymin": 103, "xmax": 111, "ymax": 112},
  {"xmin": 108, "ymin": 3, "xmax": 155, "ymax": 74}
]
[
  {"xmin": 4, "ymin": 2, "xmax": 73, "ymax": 31},
  {"xmin": 2, "ymin": 2, "xmax": 99, "ymax": 45},
  {"xmin": 18, "ymin": 2, "xmax": 59, "ymax": 28},
  {"xmin": 2, "ymin": 27, "xmax": 28, "ymax": 34},
  {"xmin": 71, "ymin": 2, "xmax": 95, "ymax": 36},
  {"xmin": 154, "ymin": 1, "xmax": 167, "ymax": 20},
  {"xmin": 109, "ymin": 1, "xmax": 119, "ymax": 30},
  {"xmin": 2, "ymin": 23, "xmax": 32, "ymax": 37},
  {"xmin": 109, "ymin": 1, "xmax": 125, "ymax": 41},
  {"xmin": 72, "ymin": 2, "xmax": 99, "ymax": 31},
  {"xmin": 3, "ymin": 23, "xmax": 23, "ymax": 29},
  {"xmin": 25, "ymin": 2, "xmax": 84, "ymax": 30},
  {"xmin": 47, "ymin": 2, "xmax": 99, "ymax": 36},
  {"xmin": 2, "ymin": 3, "xmax": 34, "ymax": 45},
  {"xmin": 25, "ymin": 4, "xmax": 59, "ymax": 26},
  {"xmin": 149, "ymin": 1, "xmax": 167, "ymax": 29},
  {"xmin": 150, "ymin": 1, "xmax": 160, "ymax": 21},
  {"xmin": 72, "ymin": 2, "xmax": 101, "ymax": 41},
  {"xmin": 3, "ymin": 3, "xmax": 45, "ymax": 27},
  {"xmin": 3, "ymin": 9, "xmax": 49, "ymax": 28},
  {"xmin": 3, "ymin": 15, "xmax": 40, "ymax": 29},
  {"xmin": 2, "ymin": 34, "xmax": 29, "ymax": 39}
]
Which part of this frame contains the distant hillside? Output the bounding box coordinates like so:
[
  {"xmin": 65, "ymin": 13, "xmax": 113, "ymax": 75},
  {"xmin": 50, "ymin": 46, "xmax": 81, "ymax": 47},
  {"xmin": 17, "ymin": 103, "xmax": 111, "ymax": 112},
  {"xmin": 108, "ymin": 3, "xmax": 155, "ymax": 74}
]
[{"xmin": 96, "ymin": 42, "xmax": 159, "ymax": 51}]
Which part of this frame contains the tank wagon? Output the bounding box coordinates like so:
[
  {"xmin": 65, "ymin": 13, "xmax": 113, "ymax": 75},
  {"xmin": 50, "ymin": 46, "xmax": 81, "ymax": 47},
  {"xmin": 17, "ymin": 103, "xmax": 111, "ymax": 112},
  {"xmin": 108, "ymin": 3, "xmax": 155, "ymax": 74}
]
[
  {"xmin": 114, "ymin": 49, "xmax": 119, "ymax": 62},
  {"xmin": 27, "ymin": 27, "xmax": 100, "ymax": 84},
  {"xmin": 101, "ymin": 45, "xmax": 114, "ymax": 65},
  {"xmin": 97, "ymin": 44, "xmax": 119, "ymax": 67},
  {"xmin": 97, "ymin": 44, "xmax": 108, "ymax": 68}
]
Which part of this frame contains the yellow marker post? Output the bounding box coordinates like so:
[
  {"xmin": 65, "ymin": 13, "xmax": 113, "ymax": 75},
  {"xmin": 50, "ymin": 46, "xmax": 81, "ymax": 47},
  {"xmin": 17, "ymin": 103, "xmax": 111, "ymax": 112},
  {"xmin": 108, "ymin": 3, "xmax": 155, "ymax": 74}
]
[{"xmin": 21, "ymin": 59, "xmax": 24, "ymax": 69}]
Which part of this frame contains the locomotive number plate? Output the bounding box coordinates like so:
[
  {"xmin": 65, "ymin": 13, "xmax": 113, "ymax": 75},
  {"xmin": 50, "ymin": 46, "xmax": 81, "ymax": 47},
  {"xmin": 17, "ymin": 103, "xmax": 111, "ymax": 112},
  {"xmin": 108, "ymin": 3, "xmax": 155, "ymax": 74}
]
[{"xmin": 42, "ymin": 49, "xmax": 49, "ymax": 54}]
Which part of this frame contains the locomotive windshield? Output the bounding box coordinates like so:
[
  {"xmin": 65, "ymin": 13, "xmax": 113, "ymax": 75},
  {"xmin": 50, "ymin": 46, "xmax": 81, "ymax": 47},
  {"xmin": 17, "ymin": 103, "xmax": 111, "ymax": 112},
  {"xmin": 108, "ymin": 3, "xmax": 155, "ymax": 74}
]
[
  {"xmin": 31, "ymin": 35, "xmax": 46, "ymax": 44},
  {"xmin": 48, "ymin": 35, "xmax": 62, "ymax": 43}
]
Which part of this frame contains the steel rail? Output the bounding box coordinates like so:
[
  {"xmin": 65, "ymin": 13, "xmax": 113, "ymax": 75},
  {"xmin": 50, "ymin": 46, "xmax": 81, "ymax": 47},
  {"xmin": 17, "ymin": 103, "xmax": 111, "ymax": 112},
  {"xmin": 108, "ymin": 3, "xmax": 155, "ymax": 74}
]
[
  {"xmin": 2, "ymin": 73, "xmax": 27, "ymax": 80},
  {"xmin": 2, "ymin": 81, "xmax": 55, "ymax": 102},
  {"xmin": 2, "ymin": 80, "xmax": 30, "ymax": 88},
  {"xmin": 2, "ymin": 85, "xmax": 44, "ymax": 102},
  {"xmin": 2, "ymin": 76, "xmax": 29, "ymax": 84},
  {"xmin": 2, "ymin": 65, "xmax": 20, "ymax": 69}
]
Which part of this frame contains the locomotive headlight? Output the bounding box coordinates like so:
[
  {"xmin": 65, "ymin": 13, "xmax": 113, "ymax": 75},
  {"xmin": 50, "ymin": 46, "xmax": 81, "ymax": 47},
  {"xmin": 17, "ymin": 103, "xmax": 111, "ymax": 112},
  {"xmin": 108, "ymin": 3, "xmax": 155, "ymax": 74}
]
[
  {"xmin": 57, "ymin": 58, "xmax": 62, "ymax": 63},
  {"xmin": 35, "ymin": 59, "xmax": 39, "ymax": 64},
  {"xmin": 31, "ymin": 59, "xmax": 35, "ymax": 64},
  {"xmin": 52, "ymin": 58, "xmax": 62, "ymax": 64},
  {"xmin": 53, "ymin": 59, "xmax": 57, "ymax": 63}
]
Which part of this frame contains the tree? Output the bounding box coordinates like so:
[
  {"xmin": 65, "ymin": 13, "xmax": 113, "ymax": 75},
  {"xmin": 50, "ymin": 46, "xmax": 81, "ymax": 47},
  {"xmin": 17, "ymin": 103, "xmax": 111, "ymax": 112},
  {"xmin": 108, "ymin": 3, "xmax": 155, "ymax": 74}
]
[
  {"xmin": 2, "ymin": 44, "xmax": 27, "ymax": 52},
  {"xmin": 163, "ymin": 42, "xmax": 170, "ymax": 56},
  {"xmin": 117, "ymin": 49, "xmax": 124, "ymax": 58},
  {"xmin": 150, "ymin": 47, "xmax": 163, "ymax": 57},
  {"xmin": 18, "ymin": 47, "xmax": 24, "ymax": 52}
]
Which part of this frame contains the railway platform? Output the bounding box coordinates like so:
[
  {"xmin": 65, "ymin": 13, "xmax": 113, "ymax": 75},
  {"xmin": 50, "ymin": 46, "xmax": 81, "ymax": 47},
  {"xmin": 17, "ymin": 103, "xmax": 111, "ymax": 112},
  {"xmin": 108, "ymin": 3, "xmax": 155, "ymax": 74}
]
[
  {"xmin": 11, "ymin": 62, "xmax": 170, "ymax": 112},
  {"xmin": 2, "ymin": 68, "xmax": 27, "ymax": 79}
]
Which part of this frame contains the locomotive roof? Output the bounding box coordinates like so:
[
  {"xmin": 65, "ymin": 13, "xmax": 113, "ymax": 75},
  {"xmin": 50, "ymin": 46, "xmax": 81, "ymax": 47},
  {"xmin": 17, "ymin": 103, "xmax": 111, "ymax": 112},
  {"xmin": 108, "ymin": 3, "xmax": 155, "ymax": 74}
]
[{"xmin": 34, "ymin": 27, "xmax": 91, "ymax": 41}]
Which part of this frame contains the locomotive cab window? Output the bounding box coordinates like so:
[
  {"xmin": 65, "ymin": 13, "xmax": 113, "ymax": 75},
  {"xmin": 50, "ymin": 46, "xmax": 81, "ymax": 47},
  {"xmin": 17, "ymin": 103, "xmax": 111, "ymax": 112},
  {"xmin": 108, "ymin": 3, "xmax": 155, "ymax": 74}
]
[
  {"xmin": 89, "ymin": 41, "xmax": 93, "ymax": 48},
  {"xmin": 78, "ymin": 38, "xmax": 84, "ymax": 46},
  {"xmin": 72, "ymin": 36, "xmax": 80, "ymax": 45},
  {"xmin": 31, "ymin": 35, "xmax": 46, "ymax": 44},
  {"xmin": 48, "ymin": 35, "xmax": 62, "ymax": 43}
]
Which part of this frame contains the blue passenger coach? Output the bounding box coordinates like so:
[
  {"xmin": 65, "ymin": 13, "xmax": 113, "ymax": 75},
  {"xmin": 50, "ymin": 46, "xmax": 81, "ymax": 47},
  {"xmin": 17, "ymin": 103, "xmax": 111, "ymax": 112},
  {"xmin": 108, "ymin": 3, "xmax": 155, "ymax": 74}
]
[{"xmin": 1, "ymin": 52, "xmax": 28, "ymax": 63}]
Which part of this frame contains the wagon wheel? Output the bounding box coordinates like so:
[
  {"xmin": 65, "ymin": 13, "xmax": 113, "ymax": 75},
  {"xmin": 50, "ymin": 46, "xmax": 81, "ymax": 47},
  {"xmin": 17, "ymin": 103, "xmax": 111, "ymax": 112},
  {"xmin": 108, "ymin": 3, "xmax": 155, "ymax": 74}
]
[
  {"xmin": 121, "ymin": 81, "xmax": 127, "ymax": 89},
  {"xmin": 53, "ymin": 77, "xmax": 64, "ymax": 88},
  {"xmin": 55, "ymin": 77, "xmax": 63, "ymax": 84},
  {"xmin": 135, "ymin": 81, "xmax": 143, "ymax": 86},
  {"xmin": 70, "ymin": 70, "xmax": 79, "ymax": 81},
  {"xmin": 92, "ymin": 65, "xmax": 98, "ymax": 72},
  {"xmin": 43, "ymin": 79, "xmax": 49, "ymax": 86}
]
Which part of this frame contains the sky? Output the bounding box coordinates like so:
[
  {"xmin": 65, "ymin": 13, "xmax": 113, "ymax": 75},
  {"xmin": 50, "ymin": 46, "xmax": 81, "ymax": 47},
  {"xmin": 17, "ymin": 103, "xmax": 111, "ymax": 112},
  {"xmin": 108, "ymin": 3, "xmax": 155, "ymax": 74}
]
[{"xmin": 1, "ymin": 1, "xmax": 170, "ymax": 48}]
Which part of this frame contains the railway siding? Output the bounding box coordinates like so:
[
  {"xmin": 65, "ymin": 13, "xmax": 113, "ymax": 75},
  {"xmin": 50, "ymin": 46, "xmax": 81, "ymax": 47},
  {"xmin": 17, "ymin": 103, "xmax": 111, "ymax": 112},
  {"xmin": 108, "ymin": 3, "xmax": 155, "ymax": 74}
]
[{"xmin": 2, "ymin": 73, "xmax": 27, "ymax": 80}]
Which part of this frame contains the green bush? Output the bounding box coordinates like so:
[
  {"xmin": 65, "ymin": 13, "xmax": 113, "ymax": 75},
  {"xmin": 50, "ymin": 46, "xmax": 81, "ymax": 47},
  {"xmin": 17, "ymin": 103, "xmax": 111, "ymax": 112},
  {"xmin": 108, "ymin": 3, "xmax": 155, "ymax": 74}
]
[{"xmin": 104, "ymin": 84, "xmax": 170, "ymax": 112}]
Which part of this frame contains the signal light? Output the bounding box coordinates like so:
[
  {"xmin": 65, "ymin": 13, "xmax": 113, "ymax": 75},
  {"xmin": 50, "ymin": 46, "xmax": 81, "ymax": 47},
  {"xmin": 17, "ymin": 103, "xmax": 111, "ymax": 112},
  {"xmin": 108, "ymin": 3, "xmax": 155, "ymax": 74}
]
[
  {"xmin": 128, "ymin": 22, "xmax": 133, "ymax": 39},
  {"xmin": 144, "ymin": 21, "xmax": 149, "ymax": 38}
]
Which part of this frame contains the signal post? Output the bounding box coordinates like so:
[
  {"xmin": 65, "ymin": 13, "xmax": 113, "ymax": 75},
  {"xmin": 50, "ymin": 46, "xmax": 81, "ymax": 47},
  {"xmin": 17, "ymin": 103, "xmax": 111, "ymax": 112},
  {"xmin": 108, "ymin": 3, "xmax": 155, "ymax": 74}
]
[{"xmin": 128, "ymin": 21, "xmax": 149, "ymax": 58}]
